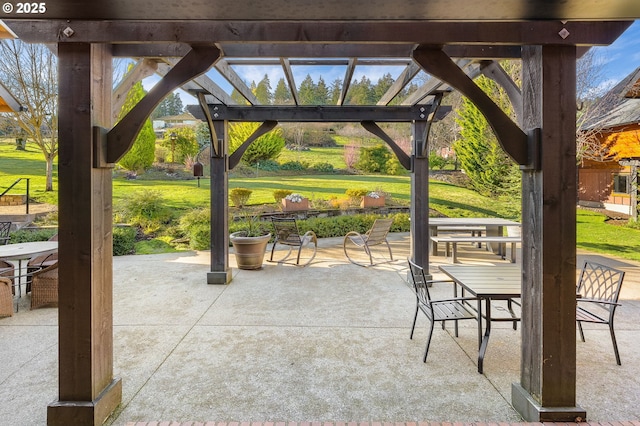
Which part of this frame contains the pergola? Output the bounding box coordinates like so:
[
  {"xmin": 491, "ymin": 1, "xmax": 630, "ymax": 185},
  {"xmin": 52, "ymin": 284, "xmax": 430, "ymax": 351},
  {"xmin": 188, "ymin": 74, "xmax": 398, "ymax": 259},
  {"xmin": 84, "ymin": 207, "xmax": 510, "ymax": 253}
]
[{"xmin": 2, "ymin": 2, "xmax": 638, "ymax": 425}]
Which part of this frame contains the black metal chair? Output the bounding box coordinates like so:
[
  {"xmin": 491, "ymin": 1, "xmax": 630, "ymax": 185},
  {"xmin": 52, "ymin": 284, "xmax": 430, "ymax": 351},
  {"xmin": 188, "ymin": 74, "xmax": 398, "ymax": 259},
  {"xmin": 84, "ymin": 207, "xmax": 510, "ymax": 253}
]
[
  {"xmin": 343, "ymin": 218, "xmax": 394, "ymax": 266},
  {"xmin": 269, "ymin": 217, "xmax": 318, "ymax": 266},
  {"xmin": 576, "ymin": 260, "xmax": 625, "ymax": 365},
  {"xmin": 0, "ymin": 222, "xmax": 11, "ymax": 245},
  {"xmin": 408, "ymin": 259, "xmax": 478, "ymax": 363}
]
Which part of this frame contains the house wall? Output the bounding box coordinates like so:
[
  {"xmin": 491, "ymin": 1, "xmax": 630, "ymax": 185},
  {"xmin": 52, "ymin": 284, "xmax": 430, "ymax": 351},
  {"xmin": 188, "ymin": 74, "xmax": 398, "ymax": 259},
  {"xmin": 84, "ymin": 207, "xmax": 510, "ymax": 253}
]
[{"xmin": 578, "ymin": 123, "xmax": 640, "ymax": 214}]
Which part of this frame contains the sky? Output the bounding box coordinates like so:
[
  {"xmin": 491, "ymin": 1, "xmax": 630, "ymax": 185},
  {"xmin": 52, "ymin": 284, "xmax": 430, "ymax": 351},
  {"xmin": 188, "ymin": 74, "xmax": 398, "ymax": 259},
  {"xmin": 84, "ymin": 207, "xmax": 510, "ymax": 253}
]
[
  {"xmin": 591, "ymin": 20, "xmax": 640, "ymax": 92},
  {"xmin": 143, "ymin": 20, "xmax": 640, "ymax": 106}
]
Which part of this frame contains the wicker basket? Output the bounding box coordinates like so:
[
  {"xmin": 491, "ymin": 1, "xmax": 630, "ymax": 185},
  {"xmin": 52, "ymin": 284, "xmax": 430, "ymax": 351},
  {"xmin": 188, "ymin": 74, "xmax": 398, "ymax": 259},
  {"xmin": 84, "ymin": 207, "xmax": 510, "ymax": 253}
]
[
  {"xmin": 0, "ymin": 277, "xmax": 13, "ymax": 317},
  {"xmin": 30, "ymin": 262, "xmax": 58, "ymax": 309}
]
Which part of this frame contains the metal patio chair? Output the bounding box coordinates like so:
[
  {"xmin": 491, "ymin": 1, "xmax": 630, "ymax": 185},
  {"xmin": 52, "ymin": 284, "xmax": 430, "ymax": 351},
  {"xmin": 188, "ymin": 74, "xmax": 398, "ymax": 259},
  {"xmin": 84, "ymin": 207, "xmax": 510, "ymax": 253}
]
[
  {"xmin": 0, "ymin": 222, "xmax": 11, "ymax": 245},
  {"xmin": 576, "ymin": 260, "xmax": 625, "ymax": 365},
  {"xmin": 343, "ymin": 218, "xmax": 394, "ymax": 266},
  {"xmin": 269, "ymin": 217, "xmax": 318, "ymax": 266},
  {"xmin": 408, "ymin": 259, "xmax": 478, "ymax": 362}
]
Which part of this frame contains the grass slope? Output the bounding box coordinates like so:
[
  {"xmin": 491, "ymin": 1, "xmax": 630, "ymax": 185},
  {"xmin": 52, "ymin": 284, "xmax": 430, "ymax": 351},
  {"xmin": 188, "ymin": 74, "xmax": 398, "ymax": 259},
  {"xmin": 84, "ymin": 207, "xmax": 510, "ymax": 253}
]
[{"xmin": 2, "ymin": 140, "xmax": 640, "ymax": 261}]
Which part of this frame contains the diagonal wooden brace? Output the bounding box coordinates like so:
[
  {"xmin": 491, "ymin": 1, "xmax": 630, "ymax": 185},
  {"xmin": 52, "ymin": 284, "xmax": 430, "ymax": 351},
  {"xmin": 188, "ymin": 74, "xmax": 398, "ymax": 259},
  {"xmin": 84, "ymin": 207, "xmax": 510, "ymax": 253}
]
[
  {"xmin": 228, "ymin": 121, "xmax": 279, "ymax": 169},
  {"xmin": 412, "ymin": 46, "xmax": 528, "ymax": 165},
  {"xmin": 361, "ymin": 121, "xmax": 411, "ymax": 170},
  {"xmin": 104, "ymin": 45, "xmax": 221, "ymax": 164}
]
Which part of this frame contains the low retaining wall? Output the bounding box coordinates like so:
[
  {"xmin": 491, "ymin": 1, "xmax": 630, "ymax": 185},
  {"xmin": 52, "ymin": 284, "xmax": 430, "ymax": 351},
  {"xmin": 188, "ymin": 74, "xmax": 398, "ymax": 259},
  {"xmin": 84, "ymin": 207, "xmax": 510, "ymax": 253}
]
[{"xmin": 0, "ymin": 194, "xmax": 26, "ymax": 206}]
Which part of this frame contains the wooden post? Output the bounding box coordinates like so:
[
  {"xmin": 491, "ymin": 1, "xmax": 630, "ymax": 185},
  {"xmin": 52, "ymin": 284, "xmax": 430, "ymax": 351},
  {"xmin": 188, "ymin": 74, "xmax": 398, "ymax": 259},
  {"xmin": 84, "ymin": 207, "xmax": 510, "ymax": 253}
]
[
  {"xmin": 208, "ymin": 120, "xmax": 232, "ymax": 284},
  {"xmin": 48, "ymin": 43, "xmax": 122, "ymax": 425},
  {"xmin": 410, "ymin": 121, "xmax": 430, "ymax": 273},
  {"xmin": 512, "ymin": 45, "xmax": 585, "ymax": 422}
]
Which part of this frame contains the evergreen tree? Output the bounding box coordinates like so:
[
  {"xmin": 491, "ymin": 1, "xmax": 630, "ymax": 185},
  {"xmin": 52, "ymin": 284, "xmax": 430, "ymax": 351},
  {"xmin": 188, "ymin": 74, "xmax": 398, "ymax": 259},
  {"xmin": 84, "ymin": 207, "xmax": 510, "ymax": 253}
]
[
  {"xmin": 453, "ymin": 74, "xmax": 520, "ymax": 197},
  {"xmin": 231, "ymin": 88, "xmax": 250, "ymax": 105},
  {"xmin": 117, "ymin": 80, "xmax": 156, "ymax": 172},
  {"xmin": 152, "ymin": 92, "xmax": 183, "ymax": 119},
  {"xmin": 229, "ymin": 122, "xmax": 285, "ymax": 165},
  {"xmin": 274, "ymin": 78, "xmax": 292, "ymax": 104},
  {"xmin": 254, "ymin": 74, "xmax": 273, "ymax": 104},
  {"xmin": 298, "ymin": 74, "xmax": 316, "ymax": 105},
  {"xmin": 316, "ymin": 76, "xmax": 330, "ymax": 104},
  {"xmin": 330, "ymin": 78, "xmax": 342, "ymax": 105},
  {"xmin": 347, "ymin": 76, "xmax": 374, "ymax": 105},
  {"xmin": 374, "ymin": 73, "xmax": 394, "ymax": 101}
]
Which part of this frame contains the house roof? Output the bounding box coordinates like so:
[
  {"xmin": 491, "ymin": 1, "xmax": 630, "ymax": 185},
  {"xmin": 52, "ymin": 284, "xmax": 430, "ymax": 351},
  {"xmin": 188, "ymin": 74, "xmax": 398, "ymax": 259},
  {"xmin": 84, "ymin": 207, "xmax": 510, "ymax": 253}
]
[
  {"xmin": 582, "ymin": 67, "xmax": 640, "ymax": 130},
  {"xmin": 0, "ymin": 81, "xmax": 25, "ymax": 113}
]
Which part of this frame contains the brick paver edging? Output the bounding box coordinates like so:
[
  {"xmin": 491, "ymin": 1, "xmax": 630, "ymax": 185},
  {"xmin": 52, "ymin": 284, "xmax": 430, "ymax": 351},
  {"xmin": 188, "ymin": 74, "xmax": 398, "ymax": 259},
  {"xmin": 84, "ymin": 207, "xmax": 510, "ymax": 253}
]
[{"xmin": 124, "ymin": 421, "xmax": 640, "ymax": 426}]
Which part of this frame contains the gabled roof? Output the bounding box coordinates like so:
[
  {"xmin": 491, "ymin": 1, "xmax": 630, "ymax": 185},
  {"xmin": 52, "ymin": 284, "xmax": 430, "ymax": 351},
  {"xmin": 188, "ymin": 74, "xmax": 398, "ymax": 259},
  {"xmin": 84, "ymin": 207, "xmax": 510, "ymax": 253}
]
[
  {"xmin": 0, "ymin": 81, "xmax": 25, "ymax": 113},
  {"xmin": 582, "ymin": 67, "xmax": 640, "ymax": 130}
]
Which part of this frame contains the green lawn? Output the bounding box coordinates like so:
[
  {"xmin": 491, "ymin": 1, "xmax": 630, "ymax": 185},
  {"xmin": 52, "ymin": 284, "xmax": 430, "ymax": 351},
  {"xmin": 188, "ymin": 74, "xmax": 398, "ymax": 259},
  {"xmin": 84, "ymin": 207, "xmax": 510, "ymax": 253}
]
[{"xmin": 2, "ymin": 139, "xmax": 640, "ymax": 261}]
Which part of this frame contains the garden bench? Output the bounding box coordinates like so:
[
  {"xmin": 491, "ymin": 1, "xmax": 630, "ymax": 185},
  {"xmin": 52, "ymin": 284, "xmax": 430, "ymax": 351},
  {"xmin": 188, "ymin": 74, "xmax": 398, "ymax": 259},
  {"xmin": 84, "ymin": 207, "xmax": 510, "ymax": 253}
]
[{"xmin": 430, "ymin": 235, "xmax": 521, "ymax": 263}]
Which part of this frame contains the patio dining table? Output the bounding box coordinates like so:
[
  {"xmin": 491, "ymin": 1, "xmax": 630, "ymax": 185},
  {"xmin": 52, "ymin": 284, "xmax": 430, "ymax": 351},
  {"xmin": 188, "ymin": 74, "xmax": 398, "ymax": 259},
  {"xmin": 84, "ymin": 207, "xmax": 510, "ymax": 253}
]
[
  {"xmin": 428, "ymin": 217, "xmax": 521, "ymax": 256},
  {"xmin": 439, "ymin": 264, "xmax": 521, "ymax": 374},
  {"xmin": 0, "ymin": 241, "xmax": 58, "ymax": 310}
]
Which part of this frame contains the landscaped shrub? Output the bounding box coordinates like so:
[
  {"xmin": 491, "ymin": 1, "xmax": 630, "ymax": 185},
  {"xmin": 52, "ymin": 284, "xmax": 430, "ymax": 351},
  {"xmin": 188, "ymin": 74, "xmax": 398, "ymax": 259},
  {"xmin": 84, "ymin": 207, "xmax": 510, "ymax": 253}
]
[
  {"xmin": 8, "ymin": 228, "xmax": 57, "ymax": 243},
  {"xmin": 113, "ymin": 226, "xmax": 136, "ymax": 256},
  {"xmin": 312, "ymin": 162, "xmax": 334, "ymax": 173},
  {"xmin": 273, "ymin": 189, "xmax": 294, "ymax": 203},
  {"xmin": 256, "ymin": 159, "xmax": 280, "ymax": 172},
  {"xmin": 345, "ymin": 188, "xmax": 369, "ymax": 198},
  {"xmin": 280, "ymin": 160, "xmax": 308, "ymax": 171},
  {"xmin": 297, "ymin": 213, "xmax": 410, "ymax": 239},
  {"xmin": 179, "ymin": 207, "xmax": 211, "ymax": 250},
  {"xmin": 229, "ymin": 122, "xmax": 285, "ymax": 166},
  {"xmin": 230, "ymin": 187, "xmax": 253, "ymax": 208},
  {"xmin": 114, "ymin": 190, "xmax": 172, "ymax": 234}
]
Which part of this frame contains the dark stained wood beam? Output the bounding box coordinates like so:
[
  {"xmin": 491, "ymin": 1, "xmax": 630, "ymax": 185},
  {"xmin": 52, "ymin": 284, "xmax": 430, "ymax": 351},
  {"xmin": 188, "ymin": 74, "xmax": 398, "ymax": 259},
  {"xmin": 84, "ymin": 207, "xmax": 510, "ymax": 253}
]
[
  {"xmin": 280, "ymin": 58, "xmax": 300, "ymax": 105},
  {"xmin": 158, "ymin": 58, "xmax": 236, "ymax": 105},
  {"xmin": 480, "ymin": 60, "xmax": 523, "ymax": 124},
  {"xmin": 401, "ymin": 59, "xmax": 474, "ymax": 106},
  {"xmin": 2, "ymin": 1, "xmax": 638, "ymax": 20},
  {"xmin": 215, "ymin": 44, "xmax": 522, "ymax": 59},
  {"xmin": 5, "ymin": 20, "xmax": 632, "ymax": 46},
  {"xmin": 112, "ymin": 42, "xmax": 191, "ymax": 57},
  {"xmin": 361, "ymin": 121, "xmax": 411, "ymax": 170},
  {"xmin": 215, "ymin": 59, "xmax": 259, "ymax": 105},
  {"xmin": 228, "ymin": 121, "xmax": 279, "ymax": 169},
  {"xmin": 378, "ymin": 61, "xmax": 421, "ymax": 106},
  {"xmin": 188, "ymin": 104, "xmax": 444, "ymax": 122},
  {"xmin": 208, "ymin": 120, "xmax": 232, "ymax": 284},
  {"xmin": 337, "ymin": 59, "xmax": 357, "ymax": 106},
  {"xmin": 413, "ymin": 46, "xmax": 528, "ymax": 165},
  {"xmin": 112, "ymin": 58, "xmax": 158, "ymax": 121},
  {"xmin": 512, "ymin": 44, "xmax": 583, "ymax": 422},
  {"xmin": 106, "ymin": 45, "xmax": 220, "ymax": 164},
  {"xmin": 50, "ymin": 42, "xmax": 121, "ymax": 426}
]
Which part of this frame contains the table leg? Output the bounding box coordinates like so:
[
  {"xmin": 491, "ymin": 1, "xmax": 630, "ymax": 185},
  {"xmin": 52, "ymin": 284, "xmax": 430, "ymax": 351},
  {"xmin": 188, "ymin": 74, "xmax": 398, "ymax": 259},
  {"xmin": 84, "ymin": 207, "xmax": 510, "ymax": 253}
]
[
  {"xmin": 430, "ymin": 226, "xmax": 438, "ymax": 255},
  {"xmin": 477, "ymin": 297, "xmax": 492, "ymax": 374}
]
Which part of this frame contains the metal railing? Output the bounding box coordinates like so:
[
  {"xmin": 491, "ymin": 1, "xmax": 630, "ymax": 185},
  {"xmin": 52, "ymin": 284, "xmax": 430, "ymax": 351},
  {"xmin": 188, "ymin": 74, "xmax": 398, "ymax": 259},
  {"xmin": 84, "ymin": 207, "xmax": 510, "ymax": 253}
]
[{"xmin": 0, "ymin": 178, "xmax": 30, "ymax": 214}]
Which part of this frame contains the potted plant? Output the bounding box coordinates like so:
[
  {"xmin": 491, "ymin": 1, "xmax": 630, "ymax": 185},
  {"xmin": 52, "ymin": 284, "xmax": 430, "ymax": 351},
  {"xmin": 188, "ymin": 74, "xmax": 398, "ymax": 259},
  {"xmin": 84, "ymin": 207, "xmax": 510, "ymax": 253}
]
[
  {"xmin": 281, "ymin": 193, "xmax": 309, "ymax": 211},
  {"xmin": 230, "ymin": 213, "xmax": 272, "ymax": 270},
  {"xmin": 361, "ymin": 191, "xmax": 385, "ymax": 208}
]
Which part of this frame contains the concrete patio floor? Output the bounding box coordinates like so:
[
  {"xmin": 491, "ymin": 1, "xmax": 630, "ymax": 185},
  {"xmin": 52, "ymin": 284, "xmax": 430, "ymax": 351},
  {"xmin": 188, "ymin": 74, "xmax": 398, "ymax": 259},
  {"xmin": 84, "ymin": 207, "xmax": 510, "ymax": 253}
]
[{"xmin": 2, "ymin": 233, "xmax": 640, "ymax": 425}]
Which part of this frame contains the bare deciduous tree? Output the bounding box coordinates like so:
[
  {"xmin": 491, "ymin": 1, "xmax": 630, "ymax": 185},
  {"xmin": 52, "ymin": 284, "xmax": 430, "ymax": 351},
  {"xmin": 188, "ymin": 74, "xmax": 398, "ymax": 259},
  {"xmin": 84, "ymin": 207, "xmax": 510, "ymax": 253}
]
[
  {"xmin": 575, "ymin": 48, "xmax": 618, "ymax": 164},
  {"xmin": 0, "ymin": 40, "xmax": 57, "ymax": 191}
]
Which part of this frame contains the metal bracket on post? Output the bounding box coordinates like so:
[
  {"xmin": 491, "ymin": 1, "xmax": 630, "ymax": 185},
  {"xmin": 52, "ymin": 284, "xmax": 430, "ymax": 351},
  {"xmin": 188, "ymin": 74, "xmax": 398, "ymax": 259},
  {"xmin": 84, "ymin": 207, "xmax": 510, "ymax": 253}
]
[
  {"xmin": 521, "ymin": 127, "xmax": 541, "ymax": 171},
  {"xmin": 93, "ymin": 126, "xmax": 115, "ymax": 169}
]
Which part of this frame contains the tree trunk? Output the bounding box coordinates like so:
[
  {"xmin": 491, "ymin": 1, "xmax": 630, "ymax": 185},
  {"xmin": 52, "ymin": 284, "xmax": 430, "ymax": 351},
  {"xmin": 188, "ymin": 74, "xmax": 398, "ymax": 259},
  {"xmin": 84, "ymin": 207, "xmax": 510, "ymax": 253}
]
[{"xmin": 45, "ymin": 155, "xmax": 54, "ymax": 191}]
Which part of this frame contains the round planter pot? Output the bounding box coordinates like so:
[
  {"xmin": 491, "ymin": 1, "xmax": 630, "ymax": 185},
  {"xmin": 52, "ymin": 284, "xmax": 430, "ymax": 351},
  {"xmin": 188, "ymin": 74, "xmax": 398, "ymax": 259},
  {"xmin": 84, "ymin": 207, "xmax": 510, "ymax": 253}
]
[{"xmin": 230, "ymin": 232, "xmax": 272, "ymax": 270}]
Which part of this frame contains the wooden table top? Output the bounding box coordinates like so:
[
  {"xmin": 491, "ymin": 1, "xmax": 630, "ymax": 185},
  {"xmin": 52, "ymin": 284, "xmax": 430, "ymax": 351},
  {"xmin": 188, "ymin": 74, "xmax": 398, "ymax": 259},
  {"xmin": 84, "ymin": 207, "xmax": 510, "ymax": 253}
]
[
  {"xmin": 439, "ymin": 264, "xmax": 521, "ymax": 298},
  {"xmin": 428, "ymin": 217, "xmax": 521, "ymax": 227},
  {"xmin": 0, "ymin": 241, "xmax": 58, "ymax": 261}
]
